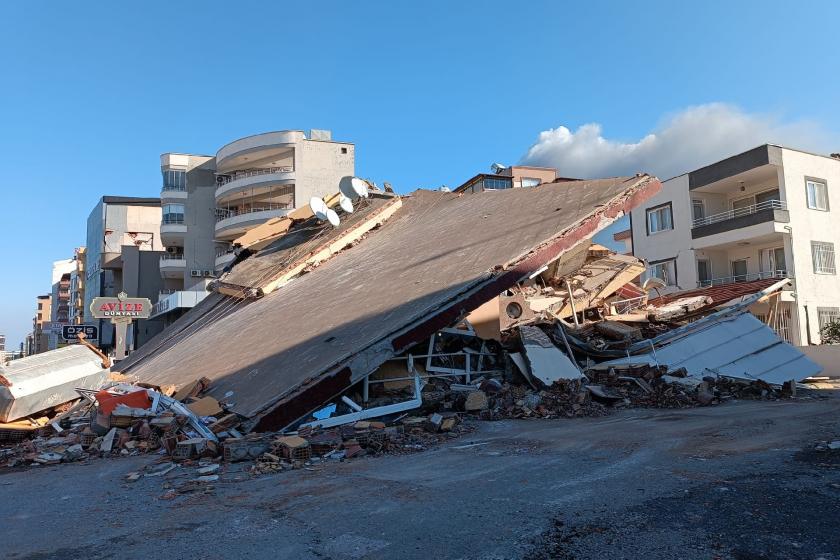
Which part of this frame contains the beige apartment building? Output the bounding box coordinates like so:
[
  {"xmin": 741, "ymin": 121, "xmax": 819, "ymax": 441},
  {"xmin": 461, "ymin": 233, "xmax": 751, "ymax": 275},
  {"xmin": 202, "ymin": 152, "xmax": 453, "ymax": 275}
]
[
  {"xmin": 152, "ymin": 129, "xmax": 355, "ymax": 323},
  {"xmin": 630, "ymin": 144, "xmax": 840, "ymax": 346},
  {"xmin": 454, "ymin": 164, "xmax": 560, "ymax": 194},
  {"xmin": 28, "ymin": 294, "xmax": 51, "ymax": 354}
]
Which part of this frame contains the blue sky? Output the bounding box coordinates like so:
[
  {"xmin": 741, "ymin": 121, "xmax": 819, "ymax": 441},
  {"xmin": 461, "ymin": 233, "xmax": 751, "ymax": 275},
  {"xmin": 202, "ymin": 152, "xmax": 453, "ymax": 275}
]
[{"xmin": 1, "ymin": 1, "xmax": 839, "ymax": 348}]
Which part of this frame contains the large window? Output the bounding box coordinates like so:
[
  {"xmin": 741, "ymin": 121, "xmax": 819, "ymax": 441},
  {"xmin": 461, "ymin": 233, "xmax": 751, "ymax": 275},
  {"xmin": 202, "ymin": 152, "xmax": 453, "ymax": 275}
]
[
  {"xmin": 482, "ymin": 177, "xmax": 512, "ymax": 190},
  {"xmin": 811, "ymin": 241, "xmax": 836, "ymax": 274},
  {"xmin": 162, "ymin": 170, "xmax": 186, "ymax": 191},
  {"xmin": 646, "ymin": 203, "xmax": 673, "ymax": 234},
  {"xmin": 731, "ymin": 259, "xmax": 748, "ymax": 282},
  {"xmin": 162, "ymin": 203, "xmax": 185, "ymax": 224},
  {"xmin": 806, "ymin": 179, "xmax": 829, "ymax": 211},
  {"xmin": 520, "ymin": 177, "xmax": 541, "ymax": 188},
  {"xmin": 646, "ymin": 258, "xmax": 677, "ymax": 286},
  {"xmin": 691, "ymin": 199, "xmax": 705, "ymax": 222}
]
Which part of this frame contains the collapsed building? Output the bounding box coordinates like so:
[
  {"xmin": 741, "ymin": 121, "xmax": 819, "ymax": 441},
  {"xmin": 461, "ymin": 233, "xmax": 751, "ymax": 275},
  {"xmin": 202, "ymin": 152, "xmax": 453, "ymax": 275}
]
[{"xmin": 1, "ymin": 174, "xmax": 824, "ymax": 468}]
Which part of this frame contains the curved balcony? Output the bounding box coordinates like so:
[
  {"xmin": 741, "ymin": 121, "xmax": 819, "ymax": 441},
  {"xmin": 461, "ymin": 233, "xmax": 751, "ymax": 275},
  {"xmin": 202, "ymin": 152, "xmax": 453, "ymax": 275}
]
[
  {"xmin": 159, "ymin": 255, "xmax": 186, "ymax": 279},
  {"xmin": 216, "ymin": 131, "xmax": 304, "ymax": 172},
  {"xmin": 160, "ymin": 222, "xmax": 187, "ymax": 245},
  {"xmin": 215, "ymin": 208, "xmax": 291, "ymax": 241},
  {"xmin": 215, "ymin": 167, "xmax": 295, "ymax": 203}
]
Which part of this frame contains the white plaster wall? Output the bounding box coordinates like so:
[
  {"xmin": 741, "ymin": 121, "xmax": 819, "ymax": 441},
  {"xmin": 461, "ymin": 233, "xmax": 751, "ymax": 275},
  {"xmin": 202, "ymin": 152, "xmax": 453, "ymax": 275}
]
[
  {"xmin": 294, "ymin": 140, "xmax": 355, "ymax": 206},
  {"xmin": 630, "ymin": 174, "xmax": 695, "ymax": 292},
  {"xmin": 779, "ymin": 148, "xmax": 840, "ymax": 344}
]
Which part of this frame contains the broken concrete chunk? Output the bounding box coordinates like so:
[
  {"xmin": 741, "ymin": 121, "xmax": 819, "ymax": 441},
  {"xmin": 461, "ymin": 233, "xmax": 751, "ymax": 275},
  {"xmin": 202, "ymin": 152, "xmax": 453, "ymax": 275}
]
[{"xmin": 464, "ymin": 391, "xmax": 489, "ymax": 412}]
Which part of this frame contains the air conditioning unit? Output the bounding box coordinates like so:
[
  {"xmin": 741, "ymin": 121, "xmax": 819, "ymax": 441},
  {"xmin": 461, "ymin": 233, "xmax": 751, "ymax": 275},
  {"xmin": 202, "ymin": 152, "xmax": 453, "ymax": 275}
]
[
  {"xmin": 190, "ymin": 270, "xmax": 201, "ymax": 277},
  {"xmin": 166, "ymin": 246, "xmax": 181, "ymax": 254},
  {"xmin": 203, "ymin": 270, "xmax": 214, "ymax": 278}
]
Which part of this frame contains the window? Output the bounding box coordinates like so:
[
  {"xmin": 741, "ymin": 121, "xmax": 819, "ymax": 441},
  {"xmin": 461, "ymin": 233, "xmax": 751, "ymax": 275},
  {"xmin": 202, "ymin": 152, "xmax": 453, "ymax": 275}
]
[
  {"xmin": 731, "ymin": 196, "xmax": 754, "ymax": 214},
  {"xmin": 482, "ymin": 177, "xmax": 512, "ymax": 190},
  {"xmin": 755, "ymin": 189, "xmax": 780, "ymax": 205},
  {"xmin": 341, "ymin": 147, "xmax": 348, "ymax": 154},
  {"xmin": 697, "ymin": 259, "xmax": 711, "ymax": 286},
  {"xmin": 162, "ymin": 203, "xmax": 185, "ymax": 225},
  {"xmin": 646, "ymin": 203, "xmax": 673, "ymax": 234},
  {"xmin": 646, "ymin": 258, "xmax": 677, "ymax": 286},
  {"xmin": 691, "ymin": 200, "xmax": 705, "ymax": 222},
  {"xmin": 769, "ymin": 247, "xmax": 786, "ymax": 274},
  {"xmin": 521, "ymin": 177, "xmax": 541, "ymax": 188},
  {"xmin": 731, "ymin": 259, "xmax": 748, "ymax": 282},
  {"xmin": 162, "ymin": 170, "xmax": 186, "ymax": 191},
  {"xmin": 806, "ymin": 179, "xmax": 829, "ymax": 211},
  {"xmin": 811, "ymin": 241, "xmax": 836, "ymax": 274},
  {"xmin": 37, "ymin": 303, "xmax": 43, "ymax": 310},
  {"xmin": 818, "ymin": 307, "xmax": 840, "ymax": 334}
]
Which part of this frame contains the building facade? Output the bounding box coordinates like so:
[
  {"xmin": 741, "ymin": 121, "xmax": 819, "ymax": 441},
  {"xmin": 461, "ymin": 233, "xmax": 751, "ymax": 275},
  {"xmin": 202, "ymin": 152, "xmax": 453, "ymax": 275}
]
[
  {"xmin": 454, "ymin": 165, "xmax": 560, "ymax": 194},
  {"xmin": 151, "ymin": 129, "xmax": 355, "ymax": 323},
  {"xmin": 630, "ymin": 144, "xmax": 840, "ymax": 346},
  {"xmin": 29, "ymin": 294, "xmax": 51, "ymax": 355},
  {"xmin": 68, "ymin": 247, "xmax": 86, "ymax": 325},
  {"xmin": 84, "ymin": 196, "xmax": 167, "ymax": 352}
]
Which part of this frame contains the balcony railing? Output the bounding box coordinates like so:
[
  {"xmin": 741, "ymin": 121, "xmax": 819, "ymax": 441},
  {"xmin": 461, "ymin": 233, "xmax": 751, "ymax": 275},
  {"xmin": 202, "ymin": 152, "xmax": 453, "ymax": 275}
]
[
  {"xmin": 161, "ymin": 184, "xmax": 187, "ymax": 192},
  {"xmin": 692, "ymin": 199, "xmax": 787, "ymax": 228},
  {"xmin": 698, "ymin": 269, "xmax": 792, "ymax": 288},
  {"xmin": 160, "ymin": 254, "xmax": 185, "ymax": 261},
  {"xmin": 216, "ymin": 166, "xmax": 294, "ymax": 186},
  {"xmin": 215, "ymin": 204, "xmax": 293, "ymax": 222}
]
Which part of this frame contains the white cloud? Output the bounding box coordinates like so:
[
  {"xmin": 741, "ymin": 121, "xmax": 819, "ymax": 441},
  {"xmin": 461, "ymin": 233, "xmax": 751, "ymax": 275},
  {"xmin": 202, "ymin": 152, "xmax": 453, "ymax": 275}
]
[{"xmin": 521, "ymin": 103, "xmax": 836, "ymax": 180}]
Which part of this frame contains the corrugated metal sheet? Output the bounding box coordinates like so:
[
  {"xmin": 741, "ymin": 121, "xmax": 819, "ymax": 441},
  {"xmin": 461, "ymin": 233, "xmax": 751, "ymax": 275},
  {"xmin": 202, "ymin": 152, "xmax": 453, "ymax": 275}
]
[
  {"xmin": 0, "ymin": 345, "xmax": 108, "ymax": 422},
  {"xmin": 594, "ymin": 312, "xmax": 821, "ymax": 384}
]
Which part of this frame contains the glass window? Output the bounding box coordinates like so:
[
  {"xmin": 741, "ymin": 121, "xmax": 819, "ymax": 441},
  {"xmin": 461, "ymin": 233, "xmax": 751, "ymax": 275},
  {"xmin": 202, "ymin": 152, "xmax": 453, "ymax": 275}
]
[
  {"xmin": 755, "ymin": 189, "xmax": 780, "ymax": 205},
  {"xmin": 811, "ymin": 241, "xmax": 836, "ymax": 274},
  {"xmin": 771, "ymin": 247, "xmax": 786, "ymax": 274},
  {"xmin": 162, "ymin": 203, "xmax": 185, "ymax": 224},
  {"xmin": 806, "ymin": 180, "xmax": 829, "ymax": 211},
  {"xmin": 691, "ymin": 200, "xmax": 705, "ymax": 222},
  {"xmin": 482, "ymin": 177, "xmax": 512, "ymax": 190},
  {"xmin": 521, "ymin": 177, "xmax": 541, "ymax": 188},
  {"xmin": 818, "ymin": 307, "xmax": 840, "ymax": 334},
  {"xmin": 731, "ymin": 259, "xmax": 748, "ymax": 282},
  {"xmin": 697, "ymin": 260, "xmax": 711, "ymax": 286},
  {"xmin": 646, "ymin": 259, "xmax": 676, "ymax": 286},
  {"xmin": 731, "ymin": 196, "xmax": 754, "ymax": 215},
  {"xmin": 162, "ymin": 170, "xmax": 186, "ymax": 191},
  {"xmin": 646, "ymin": 204, "xmax": 673, "ymax": 234}
]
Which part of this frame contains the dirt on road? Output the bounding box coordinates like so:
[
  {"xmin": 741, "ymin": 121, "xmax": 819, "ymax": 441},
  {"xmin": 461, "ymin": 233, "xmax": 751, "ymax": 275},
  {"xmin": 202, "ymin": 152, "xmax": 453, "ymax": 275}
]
[{"xmin": 2, "ymin": 395, "xmax": 839, "ymax": 560}]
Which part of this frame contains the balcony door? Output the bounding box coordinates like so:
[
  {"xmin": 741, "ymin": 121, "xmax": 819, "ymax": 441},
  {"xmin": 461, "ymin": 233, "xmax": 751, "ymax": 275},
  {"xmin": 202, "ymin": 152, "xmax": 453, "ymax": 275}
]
[
  {"xmin": 768, "ymin": 247, "xmax": 786, "ymax": 275},
  {"xmin": 755, "ymin": 189, "xmax": 780, "ymax": 205},
  {"xmin": 697, "ymin": 259, "xmax": 711, "ymax": 286},
  {"xmin": 731, "ymin": 259, "xmax": 748, "ymax": 282}
]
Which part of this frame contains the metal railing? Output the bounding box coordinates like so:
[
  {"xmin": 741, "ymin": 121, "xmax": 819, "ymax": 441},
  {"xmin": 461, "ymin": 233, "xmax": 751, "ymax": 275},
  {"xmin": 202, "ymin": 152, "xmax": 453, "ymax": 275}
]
[
  {"xmin": 159, "ymin": 254, "xmax": 185, "ymax": 261},
  {"xmin": 216, "ymin": 166, "xmax": 294, "ymax": 186},
  {"xmin": 161, "ymin": 184, "xmax": 187, "ymax": 192},
  {"xmin": 611, "ymin": 295, "xmax": 647, "ymax": 315},
  {"xmin": 698, "ymin": 269, "xmax": 792, "ymax": 287},
  {"xmin": 215, "ymin": 204, "xmax": 293, "ymax": 223},
  {"xmin": 692, "ymin": 199, "xmax": 787, "ymax": 228}
]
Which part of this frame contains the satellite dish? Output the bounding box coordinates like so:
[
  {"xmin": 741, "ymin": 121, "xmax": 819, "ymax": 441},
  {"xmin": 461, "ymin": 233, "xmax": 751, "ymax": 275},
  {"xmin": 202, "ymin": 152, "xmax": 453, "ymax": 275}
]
[
  {"xmin": 340, "ymin": 176, "xmax": 369, "ymax": 200},
  {"xmin": 339, "ymin": 194, "xmax": 354, "ymax": 213},
  {"xmin": 325, "ymin": 208, "xmax": 340, "ymax": 227},
  {"xmin": 309, "ymin": 197, "xmax": 328, "ymax": 221},
  {"xmin": 642, "ymin": 277, "xmax": 667, "ymax": 295}
]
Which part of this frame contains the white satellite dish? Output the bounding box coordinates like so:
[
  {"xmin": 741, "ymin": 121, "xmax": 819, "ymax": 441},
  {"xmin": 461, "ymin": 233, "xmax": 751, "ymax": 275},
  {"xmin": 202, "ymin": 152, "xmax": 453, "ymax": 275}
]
[
  {"xmin": 339, "ymin": 194, "xmax": 354, "ymax": 213},
  {"xmin": 325, "ymin": 208, "xmax": 340, "ymax": 227},
  {"xmin": 340, "ymin": 176, "xmax": 369, "ymax": 200},
  {"xmin": 309, "ymin": 197, "xmax": 328, "ymax": 221}
]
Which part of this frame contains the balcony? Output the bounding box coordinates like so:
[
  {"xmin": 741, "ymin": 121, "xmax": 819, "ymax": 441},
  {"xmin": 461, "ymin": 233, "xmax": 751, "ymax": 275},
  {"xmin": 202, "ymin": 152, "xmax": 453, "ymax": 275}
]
[
  {"xmin": 161, "ymin": 184, "xmax": 188, "ymax": 202},
  {"xmin": 691, "ymin": 200, "xmax": 789, "ymax": 248},
  {"xmin": 216, "ymin": 131, "xmax": 303, "ymax": 172},
  {"xmin": 215, "ymin": 167, "xmax": 295, "ymax": 203},
  {"xmin": 159, "ymin": 254, "xmax": 186, "ymax": 278},
  {"xmin": 150, "ymin": 290, "xmax": 210, "ymax": 319},
  {"xmin": 160, "ymin": 217, "xmax": 187, "ymax": 244},
  {"xmin": 699, "ymin": 269, "xmax": 793, "ymax": 288},
  {"xmin": 214, "ymin": 206, "xmax": 292, "ymax": 241}
]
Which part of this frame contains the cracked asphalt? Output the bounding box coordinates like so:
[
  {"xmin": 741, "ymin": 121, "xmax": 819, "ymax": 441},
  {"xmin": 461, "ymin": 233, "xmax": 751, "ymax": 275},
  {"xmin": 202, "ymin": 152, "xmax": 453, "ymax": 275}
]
[{"xmin": 2, "ymin": 394, "xmax": 839, "ymax": 560}]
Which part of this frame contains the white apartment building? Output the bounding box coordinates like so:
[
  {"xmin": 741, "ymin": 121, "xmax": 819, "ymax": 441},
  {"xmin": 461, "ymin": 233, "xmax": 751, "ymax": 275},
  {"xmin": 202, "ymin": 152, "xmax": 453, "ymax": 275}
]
[
  {"xmin": 630, "ymin": 144, "xmax": 840, "ymax": 346},
  {"xmin": 152, "ymin": 129, "xmax": 354, "ymax": 323}
]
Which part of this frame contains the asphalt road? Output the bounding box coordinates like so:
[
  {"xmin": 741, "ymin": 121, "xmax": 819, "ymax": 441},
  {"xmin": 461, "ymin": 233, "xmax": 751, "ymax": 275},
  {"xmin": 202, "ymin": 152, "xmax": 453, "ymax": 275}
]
[{"xmin": 2, "ymin": 395, "xmax": 840, "ymax": 560}]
